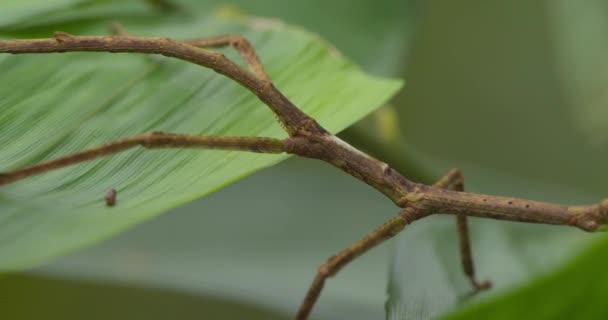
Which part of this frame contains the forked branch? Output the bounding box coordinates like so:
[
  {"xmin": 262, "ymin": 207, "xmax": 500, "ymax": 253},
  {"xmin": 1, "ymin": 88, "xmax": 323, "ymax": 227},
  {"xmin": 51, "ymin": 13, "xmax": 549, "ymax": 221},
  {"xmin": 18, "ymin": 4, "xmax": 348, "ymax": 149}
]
[
  {"xmin": 1, "ymin": 30, "xmax": 607, "ymax": 320},
  {"xmin": 0, "ymin": 31, "xmax": 318, "ymax": 135}
]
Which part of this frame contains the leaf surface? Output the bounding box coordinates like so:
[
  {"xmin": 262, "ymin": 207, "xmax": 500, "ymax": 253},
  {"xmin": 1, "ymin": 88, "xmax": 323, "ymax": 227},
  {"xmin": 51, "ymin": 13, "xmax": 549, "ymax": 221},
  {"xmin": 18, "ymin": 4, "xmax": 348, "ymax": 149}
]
[{"xmin": 0, "ymin": 5, "xmax": 402, "ymax": 270}]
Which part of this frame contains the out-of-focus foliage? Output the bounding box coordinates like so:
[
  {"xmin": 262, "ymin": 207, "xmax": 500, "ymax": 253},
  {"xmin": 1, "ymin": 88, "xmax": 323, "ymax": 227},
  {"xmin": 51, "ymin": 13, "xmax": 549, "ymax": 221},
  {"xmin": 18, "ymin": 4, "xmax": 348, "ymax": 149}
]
[
  {"xmin": 1, "ymin": 273, "xmax": 287, "ymax": 320},
  {"xmin": 549, "ymin": 0, "xmax": 608, "ymax": 145}
]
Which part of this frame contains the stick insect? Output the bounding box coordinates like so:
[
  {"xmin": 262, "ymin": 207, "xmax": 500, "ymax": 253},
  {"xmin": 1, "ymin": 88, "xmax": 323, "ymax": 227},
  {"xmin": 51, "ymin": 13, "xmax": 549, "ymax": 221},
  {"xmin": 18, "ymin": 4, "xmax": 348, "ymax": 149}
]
[{"xmin": 1, "ymin": 28, "xmax": 608, "ymax": 320}]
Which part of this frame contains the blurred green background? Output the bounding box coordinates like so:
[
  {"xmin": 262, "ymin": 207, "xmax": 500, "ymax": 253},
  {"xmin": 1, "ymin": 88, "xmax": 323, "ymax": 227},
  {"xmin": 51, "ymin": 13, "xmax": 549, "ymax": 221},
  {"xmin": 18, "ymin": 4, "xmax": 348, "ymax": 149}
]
[{"xmin": 4, "ymin": 0, "xmax": 608, "ymax": 319}]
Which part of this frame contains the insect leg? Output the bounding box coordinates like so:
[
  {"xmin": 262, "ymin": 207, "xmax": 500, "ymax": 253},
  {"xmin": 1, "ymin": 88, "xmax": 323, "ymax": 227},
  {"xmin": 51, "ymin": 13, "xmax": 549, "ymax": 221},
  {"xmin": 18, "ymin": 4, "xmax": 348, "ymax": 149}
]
[
  {"xmin": 435, "ymin": 169, "xmax": 491, "ymax": 292},
  {"xmin": 0, "ymin": 132, "xmax": 286, "ymax": 186}
]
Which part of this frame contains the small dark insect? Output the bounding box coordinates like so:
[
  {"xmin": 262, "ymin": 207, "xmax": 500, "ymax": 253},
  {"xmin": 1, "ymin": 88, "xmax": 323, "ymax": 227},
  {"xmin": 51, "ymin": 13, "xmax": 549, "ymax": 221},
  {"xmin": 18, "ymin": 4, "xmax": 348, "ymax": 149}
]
[{"xmin": 105, "ymin": 188, "xmax": 117, "ymax": 206}]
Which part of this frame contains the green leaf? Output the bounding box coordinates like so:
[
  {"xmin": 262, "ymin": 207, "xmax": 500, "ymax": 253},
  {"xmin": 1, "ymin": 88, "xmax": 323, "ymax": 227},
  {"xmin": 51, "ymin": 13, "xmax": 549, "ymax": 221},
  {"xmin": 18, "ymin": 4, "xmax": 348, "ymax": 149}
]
[
  {"xmin": 8, "ymin": 2, "xmax": 415, "ymax": 319},
  {"xmin": 40, "ymin": 157, "xmax": 401, "ymax": 320},
  {"xmin": 441, "ymin": 235, "xmax": 608, "ymax": 320},
  {"xmin": 0, "ymin": 6, "xmax": 402, "ymax": 271}
]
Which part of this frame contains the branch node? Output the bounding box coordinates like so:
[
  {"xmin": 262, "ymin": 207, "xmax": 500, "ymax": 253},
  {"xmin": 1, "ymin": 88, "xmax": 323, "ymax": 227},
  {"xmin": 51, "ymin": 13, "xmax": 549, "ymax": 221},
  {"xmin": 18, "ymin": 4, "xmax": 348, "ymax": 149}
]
[
  {"xmin": 568, "ymin": 199, "xmax": 608, "ymax": 232},
  {"xmin": 257, "ymin": 79, "xmax": 273, "ymax": 95},
  {"xmin": 53, "ymin": 31, "xmax": 74, "ymax": 43},
  {"xmin": 318, "ymin": 262, "xmax": 332, "ymax": 278},
  {"xmin": 596, "ymin": 199, "xmax": 608, "ymax": 230},
  {"xmin": 397, "ymin": 187, "xmax": 424, "ymax": 208},
  {"xmin": 399, "ymin": 206, "xmax": 427, "ymax": 223}
]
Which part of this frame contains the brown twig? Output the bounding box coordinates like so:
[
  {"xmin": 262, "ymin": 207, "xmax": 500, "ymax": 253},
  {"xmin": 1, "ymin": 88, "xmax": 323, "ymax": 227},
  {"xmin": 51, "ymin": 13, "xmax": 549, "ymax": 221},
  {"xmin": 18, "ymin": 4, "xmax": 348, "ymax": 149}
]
[
  {"xmin": 1, "ymin": 31, "xmax": 607, "ymax": 319},
  {"xmin": 439, "ymin": 169, "xmax": 491, "ymax": 291}
]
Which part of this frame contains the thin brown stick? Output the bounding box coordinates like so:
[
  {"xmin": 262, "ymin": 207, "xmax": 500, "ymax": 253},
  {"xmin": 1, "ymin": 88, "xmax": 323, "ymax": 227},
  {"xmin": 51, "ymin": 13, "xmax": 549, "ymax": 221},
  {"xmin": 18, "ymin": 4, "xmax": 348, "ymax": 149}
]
[
  {"xmin": 0, "ymin": 32, "xmax": 318, "ymax": 135},
  {"xmin": 296, "ymin": 168, "xmax": 489, "ymax": 319},
  {"xmin": 296, "ymin": 209, "xmax": 425, "ymax": 320},
  {"xmin": 455, "ymin": 215, "xmax": 491, "ymax": 290},
  {"xmin": 2, "ymin": 31, "xmax": 608, "ymax": 320},
  {"xmin": 0, "ymin": 132, "xmax": 285, "ymax": 185},
  {"xmin": 434, "ymin": 169, "xmax": 490, "ymax": 291},
  {"xmin": 110, "ymin": 23, "xmax": 269, "ymax": 81},
  {"xmin": 184, "ymin": 35, "xmax": 270, "ymax": 81},
  {"xmin": 414, "ymin": 185, "xmax": 608, "ymax": 231}
]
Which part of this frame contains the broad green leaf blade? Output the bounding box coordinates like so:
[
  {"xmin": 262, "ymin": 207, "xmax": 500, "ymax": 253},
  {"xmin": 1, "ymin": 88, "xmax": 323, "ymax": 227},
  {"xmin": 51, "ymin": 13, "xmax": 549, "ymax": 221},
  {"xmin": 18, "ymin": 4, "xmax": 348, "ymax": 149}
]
[
  {"xmin": 41, "ymin": 157, "xmax": 399, "ymax": 320},
  {"xmin": 0, "ymin": 11, "xmax": 402, "ymax": 270}
]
